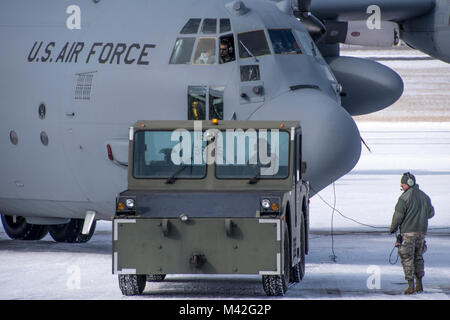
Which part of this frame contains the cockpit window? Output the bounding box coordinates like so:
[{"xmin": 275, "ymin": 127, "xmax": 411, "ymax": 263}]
[
  {"xmin": 169, "ymin": 37, "xmax": 196, "ymax": 64},
  {"xmin": 202, "ymin": 19, "xmax": 217, "ymax": 34},
  {"xmin": 193, "ymin": 37, "xmax": 216, "ymax": 65},
  {"xmin": 209, "ymin": 87, "xmax": 224, "ymax": 120},
  {"xmin": 188, "ymin": 86, "xmax": 207, "ymax": 120},
  {"xmin": 268, "ymin": 29, "xmax": 302, "ymax": 54},
  {"xmin": 219, "ymin": 35, "xmax": 235, "ymax": 64},
  {"xmin": 240, "ymin": 65, "xmax": 261, "ymax": 82},
  {"xmin": 220, "ymin": 19, "xmax": 231, "ymax": 33},
  {"xmin": 293, "ymin": 30, "xmax": 320, "ymax": 58},
  {"xmin": 293, "ymin": 30, "xmax": 338, "ymax": 83},
  {"xmin": 180, "ymin": 19, "xmax": 201, "ymax": 34},
  {"xmin": 238, "ymin": 30, "xmax": 271, "ymax": 59}
]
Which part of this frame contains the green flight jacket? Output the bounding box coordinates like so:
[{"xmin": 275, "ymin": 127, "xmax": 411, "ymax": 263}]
[{"xmin": 390, "ymin": 185, "xmax": 434, "ymax": 234}]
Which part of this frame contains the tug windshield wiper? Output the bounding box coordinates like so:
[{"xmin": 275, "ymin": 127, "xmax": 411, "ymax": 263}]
[{"xmin": 165, "ymin": 165, "xmax": 187, "ymax": 184}]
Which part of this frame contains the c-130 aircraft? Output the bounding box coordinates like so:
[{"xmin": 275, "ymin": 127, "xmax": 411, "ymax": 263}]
[{"xmin": 0, "ymin": 0, "xmax": 449, "ymax": 242}]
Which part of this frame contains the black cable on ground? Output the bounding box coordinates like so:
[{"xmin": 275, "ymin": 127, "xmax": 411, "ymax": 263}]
[{"xmin": 330, "ymin": 182, "xmax": 337, "ymax": 263}]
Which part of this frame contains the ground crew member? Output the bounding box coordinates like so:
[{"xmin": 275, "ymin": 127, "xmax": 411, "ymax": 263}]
[{"xmin": 390, "ymin": 172, "xmax": 434, "ymax": 294}]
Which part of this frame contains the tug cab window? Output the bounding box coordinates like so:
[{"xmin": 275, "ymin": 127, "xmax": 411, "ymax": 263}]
[
  {"xmin": 215, "ymin": 130, "xmax": 290, "ymax": 179},
  {"xmin": 193, "ymin": 37, "xmax": 216, "ymax": 65},
  {"xmin": 238, "ymin": 30, "xmax": 271, "ymax": 59},
  {"xmin": 133, "ymin": 130, "xmax": 207, "ymax": 179},
  {"xmin": 268, "ymin": 29, "xmax": 302, "ymax": 54}
]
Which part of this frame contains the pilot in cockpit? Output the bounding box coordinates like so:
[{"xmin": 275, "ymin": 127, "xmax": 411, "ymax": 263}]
[
  {"xmin": 195, "ymin": 49, "xmax": 216, "ymax": 64},
  {"xmin": 219, "ymin": 39, "xmax": 235, "ymax": 64}
]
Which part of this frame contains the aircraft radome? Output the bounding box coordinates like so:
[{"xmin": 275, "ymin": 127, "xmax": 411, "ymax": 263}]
[{"xmin": 1, "ymin": 0, "xmax": 449, "ymax": 242}]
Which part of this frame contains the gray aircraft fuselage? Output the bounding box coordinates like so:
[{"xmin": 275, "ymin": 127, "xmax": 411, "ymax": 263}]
[{"xmin": 0, "ymin": 0, "xmax": 363, "ymax": 222}]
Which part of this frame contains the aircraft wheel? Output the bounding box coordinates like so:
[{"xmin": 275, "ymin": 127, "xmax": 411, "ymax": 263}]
[
  {"xmin": 118, "ymin": 274, "xmax": 146, "ymax": 296},
  {"xmin": 1, "ymin": 214, "xmax": 48, "ymax": 240},
  {"xmin": 147, "ymin": 274, "xmax": 166, "ymax": 282},
  {"xmin": 48, "ymin": 218, "xmax": 96, "ymax": 243},
  {"xmin": 262, "ymin": 222, "xmax": 290, "ymax": 296}
]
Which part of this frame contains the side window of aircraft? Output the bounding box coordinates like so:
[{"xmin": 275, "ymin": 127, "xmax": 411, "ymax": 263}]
[
  {"xmin": 193, "ymin": 37, "xmax": 216, "ymax": 65},
  {"xmin": 219, "ymin": 34, "xmax": 235, "ymax": 64},
  {"xmin": 188, "ymin": 86, "xmax": 207, "ymax": 120},
  {"xmin": 237, "ymin": 30, "xmax": 271, "ymax": 59},
  {"xmin": 240, "ymin": 65, "xmax": 260, "ymax": 82},
  {"xmin": 268, "ymin": 29, "xmax": 302, "ymax": 54},
  {"xmin": 293, "ymin": 30, "xmax": 317, "ymax": 58},
  {"xmin": 293, "ymin": 30, "xmax": 339, "ymax": 85},
  {"xmin": 209, "ymin": 87, "xmax": 224, "ymax": 120},
  {"xmin": 219, "ymin": 19, "xmax": 231, "ymax": 33},
  {"xmin": 180, "ymin": 18, "xmax": 202, "ymax": 34},
  {"xmin": 201, "ymin": 19, "xmax": 217, "ymax": 34},
  {"xmin": 169, "ymin": 37, "xmax": 196, "ymax": 64}
]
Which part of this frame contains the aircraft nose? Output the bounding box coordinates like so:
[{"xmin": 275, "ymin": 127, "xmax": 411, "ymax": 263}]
[{"xmin": 249, "ymin": 89, "xmax": 361, "ymax": 194}]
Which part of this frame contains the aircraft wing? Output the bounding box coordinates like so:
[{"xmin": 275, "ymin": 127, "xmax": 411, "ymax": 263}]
[
  {"xmin": 289, "ymin": 0, "xmax": 450, "ymax": 63},
  {"xmin": 282, "ymin": 0, "xmax": 449, "ymax": 116}
]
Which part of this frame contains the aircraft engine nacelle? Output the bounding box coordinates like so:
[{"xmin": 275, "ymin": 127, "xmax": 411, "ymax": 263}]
[
  {"xmin": 400, "ymin": 0, "xmax": 450, "ymax": 63},
  {"xmin": 323, "ymin": 20, "xmax": 400, "ymax": 47},
  {"xmin": 344, "ymin": 21, "xmax": 400, "ymax": 47},
  {"xmin": 325, "ymin": 56, "xmax": 404, "ymax": 116}
]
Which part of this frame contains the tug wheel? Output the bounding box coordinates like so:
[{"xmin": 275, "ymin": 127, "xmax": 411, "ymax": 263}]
[
  {"xmin": 118, "ymin": 274, "xmax": 146, "ymax": 296},
  {"xmin": 262, "ymin": 221, "xmax": 290, "ymax": 296}
]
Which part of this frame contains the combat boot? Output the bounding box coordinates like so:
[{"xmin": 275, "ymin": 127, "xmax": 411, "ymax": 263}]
[
  {"xmin": 415, "ymin": 278, "xmax": 423, "ymax": 293},
  {"xmin": 404, "ymin": 280, "xmax": 415, "ymax": 295}
]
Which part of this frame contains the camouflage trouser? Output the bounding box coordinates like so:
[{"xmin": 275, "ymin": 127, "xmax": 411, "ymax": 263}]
[{"xmin": 398, "ymin": 232, "xmax": 427, "ymax": 281}]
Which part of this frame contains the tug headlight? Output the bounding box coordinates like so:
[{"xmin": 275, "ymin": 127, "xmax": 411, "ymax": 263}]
[
  {"xmin": 261, "ymin": 199, "xmax": 271, "ymax": 209},
  {"xmin": 125, "ymin": 198, "xmax": 135, "ymax": 209},
  {"xmin": 116, "ymin": 196, "xmax": 137, "ymax": 215},
  {"xmin": 260, "ymin": 197, "xmax": 281, "ymax": 214}
]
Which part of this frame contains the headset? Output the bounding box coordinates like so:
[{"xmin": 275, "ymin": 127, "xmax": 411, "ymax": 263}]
[
  {"xmin": 220, "ymin": 38, "xmax": 234, "ymax": 55},
  {"xmin": 403, "ymin": 172, "xmax": 415, "ymax": 187}
]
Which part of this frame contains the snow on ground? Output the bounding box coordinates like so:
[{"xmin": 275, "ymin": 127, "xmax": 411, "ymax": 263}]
[
  {"xmin": 311, "ymin": 122, "xmax": 450, "ymax": 232},
  {"xmin": 1, "ymin": 222, "xmax": 449, "ymax": 300}
]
